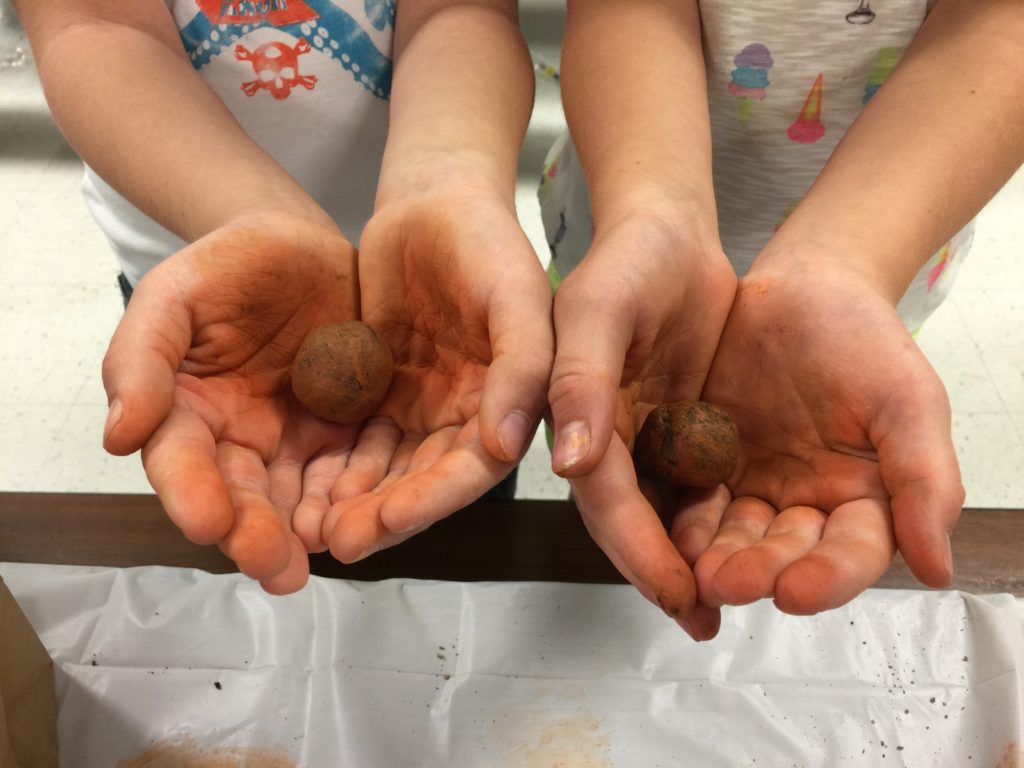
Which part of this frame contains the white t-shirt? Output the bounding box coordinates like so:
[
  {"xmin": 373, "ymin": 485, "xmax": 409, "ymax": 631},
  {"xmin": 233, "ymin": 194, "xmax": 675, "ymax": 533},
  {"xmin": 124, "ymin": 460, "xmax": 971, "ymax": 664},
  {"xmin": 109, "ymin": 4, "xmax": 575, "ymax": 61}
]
[
  {"xmin": 539, "ymin": 0, "xmax": 971, "ymax": 333},
  {"xmin": 83, "ymin": 0, "xmax": 393, "ymax": 287}
]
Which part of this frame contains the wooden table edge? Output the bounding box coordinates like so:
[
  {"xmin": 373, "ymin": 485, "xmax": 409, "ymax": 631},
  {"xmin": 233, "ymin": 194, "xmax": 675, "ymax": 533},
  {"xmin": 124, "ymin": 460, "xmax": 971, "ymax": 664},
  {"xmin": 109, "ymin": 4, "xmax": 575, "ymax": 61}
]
[{"xmin": 1, "ymin": 492, "xmax": 1020, "ymax": 595}]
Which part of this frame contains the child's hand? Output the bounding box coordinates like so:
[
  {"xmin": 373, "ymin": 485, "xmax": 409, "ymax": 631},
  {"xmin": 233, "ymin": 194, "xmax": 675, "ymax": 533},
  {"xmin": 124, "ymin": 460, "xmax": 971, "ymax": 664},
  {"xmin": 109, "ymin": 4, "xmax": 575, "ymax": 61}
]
[
  {"xmin": 101, "ymin": 213, "xmax": 363, "ymax": 594},
  {"xmin": 547, "ymin": 213, "xmax": 737, "ymax": 638},
  {"xmin": 678, "ymin": 263, "xmax": 962, "ymax": 615},
  {"xmin": 318, "ymin": 187, "xmax": 554, "ymax": 562}
]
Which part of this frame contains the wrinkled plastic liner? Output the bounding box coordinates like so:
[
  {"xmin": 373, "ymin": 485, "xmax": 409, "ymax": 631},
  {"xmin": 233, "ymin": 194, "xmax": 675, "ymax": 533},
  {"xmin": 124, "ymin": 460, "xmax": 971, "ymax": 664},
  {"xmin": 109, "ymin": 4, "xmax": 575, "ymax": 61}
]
[{"xmin": 2, "ymin": 563, "xmax": 1021, "ymax": 767}]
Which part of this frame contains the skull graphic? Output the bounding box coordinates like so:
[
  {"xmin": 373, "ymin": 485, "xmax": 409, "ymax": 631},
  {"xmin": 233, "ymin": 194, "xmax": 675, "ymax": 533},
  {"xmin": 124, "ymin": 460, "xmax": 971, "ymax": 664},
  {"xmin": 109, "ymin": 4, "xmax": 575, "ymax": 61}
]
[{"xmin": 235, "ymin": 38, "xmax": 318, "ymax": 99}]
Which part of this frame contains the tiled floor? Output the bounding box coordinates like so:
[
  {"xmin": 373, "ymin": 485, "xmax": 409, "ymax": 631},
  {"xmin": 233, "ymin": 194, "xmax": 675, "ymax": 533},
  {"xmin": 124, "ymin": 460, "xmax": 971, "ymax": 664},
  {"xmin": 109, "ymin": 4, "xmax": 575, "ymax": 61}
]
[{"xmin": 2, "ymin": 24, "xmax": 1022, "ymax": 507}]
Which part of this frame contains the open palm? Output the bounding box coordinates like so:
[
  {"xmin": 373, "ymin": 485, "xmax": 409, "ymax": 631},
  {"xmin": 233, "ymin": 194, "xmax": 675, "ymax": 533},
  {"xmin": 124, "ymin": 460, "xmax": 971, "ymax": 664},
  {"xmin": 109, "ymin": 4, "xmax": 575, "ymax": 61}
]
[
  {"xmin": 320, "ymin": 194, "xmax": 554, "ymax": 562},
  {"xmin": 102, "ymin": 214, "xmax": 363, "ymax": 594},
  {"xmin": 547, "ymin": 215, "xmax": 737, "ymax": 637},
  {"xmin": 677, "ymin": 267, "xmax": 963, "ymax": 615}
]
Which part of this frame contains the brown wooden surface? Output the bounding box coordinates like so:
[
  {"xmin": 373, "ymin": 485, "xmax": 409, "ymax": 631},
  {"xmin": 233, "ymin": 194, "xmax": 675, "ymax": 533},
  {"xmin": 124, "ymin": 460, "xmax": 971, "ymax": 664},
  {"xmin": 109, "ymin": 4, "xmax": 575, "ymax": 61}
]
[{"xmin": 0, "ymin": 492, "xmax": 1021, "ymax": 594}]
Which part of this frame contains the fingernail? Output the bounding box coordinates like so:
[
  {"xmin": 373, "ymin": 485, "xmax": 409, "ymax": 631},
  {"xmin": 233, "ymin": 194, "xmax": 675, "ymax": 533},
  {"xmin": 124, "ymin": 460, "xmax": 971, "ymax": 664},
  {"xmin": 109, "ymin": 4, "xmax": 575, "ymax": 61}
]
[
  {"xmin": 393, "ymin": 515, "xmax": 426, "ymax": 535},
  {"xmin": 943, "ymin": 534, "xmax": 954, "ymax": 578},
  {"xmin": 553, "ymin": 420, "xmax": 590, "ymax": 474},
  {"xmin": 354, "ymin": 543, "xmax": 380, "ymax": 562},
  {"xmin": 497, "ymin": 410, "xmax": 532, "ymax": 461},
  {"xmin": 103, "ymin": 398, "xmax": 123, "ymax": 442}
]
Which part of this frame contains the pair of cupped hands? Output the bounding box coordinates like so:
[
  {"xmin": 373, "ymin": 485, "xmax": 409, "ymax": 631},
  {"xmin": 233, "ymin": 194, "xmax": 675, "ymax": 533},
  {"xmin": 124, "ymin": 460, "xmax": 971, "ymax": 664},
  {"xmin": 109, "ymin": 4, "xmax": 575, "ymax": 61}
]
[{"xmin": 101, "ymin": 186, "xmax": 963, "ymax": 640}]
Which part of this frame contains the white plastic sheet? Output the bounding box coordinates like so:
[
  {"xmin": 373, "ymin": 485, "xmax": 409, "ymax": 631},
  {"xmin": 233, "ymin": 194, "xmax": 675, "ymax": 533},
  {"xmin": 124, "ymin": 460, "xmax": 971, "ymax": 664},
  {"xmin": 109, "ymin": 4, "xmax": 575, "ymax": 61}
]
[{"xmin": 2, "ymin": 562, "xmax": 1022, "ymax": 767}]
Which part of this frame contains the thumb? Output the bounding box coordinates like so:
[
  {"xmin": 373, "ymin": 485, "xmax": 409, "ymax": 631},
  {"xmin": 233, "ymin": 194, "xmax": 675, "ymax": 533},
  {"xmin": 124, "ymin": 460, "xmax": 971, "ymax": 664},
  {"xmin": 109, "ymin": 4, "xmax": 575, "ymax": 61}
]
[
  {"xmin": 875, "ymin": 365, "xmax": 963, "ymax": 588},
  {"xmin": 478, "ymin": 277, "xmax": 555, "ymax": 463},
  {"xmin": 101, "ymin": 269, "xmax": 192, "ymax": 456},
  {"xmin": 547, "ymin": 269, "xmax": 634, "ymax": 477},
  {"xmin": 570, "ymin": 435, "xmax": 704, "ymax": 632}
]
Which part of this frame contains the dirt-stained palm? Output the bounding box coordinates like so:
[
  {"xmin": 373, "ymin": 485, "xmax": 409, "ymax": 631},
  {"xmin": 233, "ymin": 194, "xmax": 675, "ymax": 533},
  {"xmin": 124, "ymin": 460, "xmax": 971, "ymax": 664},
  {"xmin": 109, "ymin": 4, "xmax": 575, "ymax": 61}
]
[
  {"xmin": 102, "ymin": 214, "xmax": 363, "ymax": 595},
  {"xmin": 678, "ymin": 266, "xmax": 963, "ymax": 615},
  {"xmin": 320, "ymin": 193, "xmax": 555, "ymax": 563}
]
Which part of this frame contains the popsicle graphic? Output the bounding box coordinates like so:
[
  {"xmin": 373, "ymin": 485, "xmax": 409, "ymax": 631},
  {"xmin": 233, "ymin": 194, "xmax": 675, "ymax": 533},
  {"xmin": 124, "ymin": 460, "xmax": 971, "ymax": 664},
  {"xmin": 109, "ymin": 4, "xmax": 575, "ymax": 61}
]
[
  {"xmin": 927, "ymin": 242, "xmax": 952, "ymax": 291},
  {"xmin": 728, "ymin": 43, "xmax": 773, "ymax": 126},
  {"xmin": 787, "ymin": 73, "xmax": 825, "ymax": 144},
  {"xmin": 540, "ymin": 157, "xmax": 559, "ymax": 187},
  {"xmin": 863, "ymin": 47, "xmax": 902, "ymax": 104}
]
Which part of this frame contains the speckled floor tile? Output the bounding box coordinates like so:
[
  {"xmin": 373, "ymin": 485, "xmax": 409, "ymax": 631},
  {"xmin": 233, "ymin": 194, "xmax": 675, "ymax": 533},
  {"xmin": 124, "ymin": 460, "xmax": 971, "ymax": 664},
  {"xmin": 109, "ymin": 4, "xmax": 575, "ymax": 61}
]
[
  {"xmin": 39, "ymin": 403, "xmax": 150, "ymax": 494},
  {"xmin": 951, "ymin": 412, "xmax": 1024, "ymax": 509}
]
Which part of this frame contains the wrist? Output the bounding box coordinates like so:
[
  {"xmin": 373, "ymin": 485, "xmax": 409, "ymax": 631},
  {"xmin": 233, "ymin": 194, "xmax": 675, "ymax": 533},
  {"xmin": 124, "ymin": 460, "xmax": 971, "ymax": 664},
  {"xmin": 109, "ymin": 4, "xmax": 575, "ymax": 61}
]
[
  {"xmin": 592, "ymin": 186, "xmax": 721, "ymax": 253},
  {"xmin": 168, "ymin": 166, "xmax": 338, "ymax": 242},
  {"xmin": 375, "ymin": 152, "xmax": 515, "ymax": 211},
  {"xmin": 218, "ymin": 197, "xmax": 341, "ymax": 240},
  {"xmin": 748, "ymin": 231, "xmax": 905, "ymax": 307}
]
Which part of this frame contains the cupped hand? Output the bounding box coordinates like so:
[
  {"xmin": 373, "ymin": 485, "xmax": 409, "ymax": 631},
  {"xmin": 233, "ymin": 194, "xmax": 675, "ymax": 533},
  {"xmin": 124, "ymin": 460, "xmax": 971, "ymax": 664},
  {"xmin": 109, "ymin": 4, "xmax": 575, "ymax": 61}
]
[
  {"xmin": 678, "ymin": 263, "xmax": 963, "ymax": 616},
  {"xmin": 102, "ymin": 213, "xmax": 362, "ymax": 594},
  {"xmin": 547, "ymin": 213, "xmax": 737, "ymax": 638},
  {"xmin": 319, "ymin": 188, "xmax": 554, "ymax": 562}
]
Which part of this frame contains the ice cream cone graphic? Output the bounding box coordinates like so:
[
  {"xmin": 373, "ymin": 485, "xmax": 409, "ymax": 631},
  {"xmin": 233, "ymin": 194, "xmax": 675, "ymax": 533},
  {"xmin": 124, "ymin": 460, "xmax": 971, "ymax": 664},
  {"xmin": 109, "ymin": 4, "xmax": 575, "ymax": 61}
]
[
  {"xmin": 787, "ymin": 74, "xmax": 825, "ymax": 144},
  {"xmin": 846, "ymin": 0, "xmax": 876, "ymax": 24},
  {"xmin": 728, "ymin": 43, "xmax": 773, "ymax": 126},
  {"xmin": 863, "ymin": 47, "xmax": 902, "ymax": 104}
]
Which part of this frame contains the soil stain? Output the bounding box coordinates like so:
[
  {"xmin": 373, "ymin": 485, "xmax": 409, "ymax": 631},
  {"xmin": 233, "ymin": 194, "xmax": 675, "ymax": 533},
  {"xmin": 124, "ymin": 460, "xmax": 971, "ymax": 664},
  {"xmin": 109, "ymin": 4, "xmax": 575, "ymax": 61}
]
[
  {"xmin": 118, "ymin": 736, "xmax": 296, "ymax": 768},
  {"xmin": 500, "ymin": 714, "xmax": 613, "ymax": 768}
]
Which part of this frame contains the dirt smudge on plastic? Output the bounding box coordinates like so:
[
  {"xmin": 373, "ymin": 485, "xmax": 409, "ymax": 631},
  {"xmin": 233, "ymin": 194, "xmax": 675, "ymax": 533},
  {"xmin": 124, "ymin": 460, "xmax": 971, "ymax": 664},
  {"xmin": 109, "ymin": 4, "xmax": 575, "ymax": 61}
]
[
  {"xmin": 118, "ymin": 736, "xmax": 295, "ymax": 768},
  {"xmin": 500, "ymin": 713, "xmax": 613, "ymax": 768}
]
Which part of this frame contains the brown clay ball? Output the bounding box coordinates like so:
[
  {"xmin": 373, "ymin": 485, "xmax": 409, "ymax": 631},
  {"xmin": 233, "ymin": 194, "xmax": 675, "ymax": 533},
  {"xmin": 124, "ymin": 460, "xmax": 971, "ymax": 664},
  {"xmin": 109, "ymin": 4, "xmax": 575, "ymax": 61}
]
[
  {"xmin": 290, "ymin": 321, "xmax": 394, "ymax": 423},
  {"xmin": 633, "ymin": 401, "xmax": 738, "ymax": 488}
]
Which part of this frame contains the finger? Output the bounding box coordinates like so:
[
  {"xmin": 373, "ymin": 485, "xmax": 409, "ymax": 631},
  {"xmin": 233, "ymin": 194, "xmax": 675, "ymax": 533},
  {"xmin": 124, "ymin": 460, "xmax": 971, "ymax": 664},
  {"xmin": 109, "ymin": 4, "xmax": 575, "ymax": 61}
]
[
  {"xmin": 571, "ymin": 436, "xmax": 698, "ymax": 623},
  {"xmin": 216, "ymin": 443, "xmax": 292, "ymax": 581},
  {"xmin": 327, "ymin": 490, "xmax": 419, "ymax": 565},
  {"xmin": 680, "ymin": 602, "xmax": 723, "ymax": 642},
  {"xmin": 325, "ymin": 445, "xmax": 428, "ymax": 565},
  {"xmin": 668, "ymin": 485, "xmax": 732, "ymax": 567},
  {"xmin": 322, "ymin": 433, "xmax": 423, "ymax": 556},
  {"xmin": 548, "ymin": 268, "xmax": 635, "ymax": 478},
  {"xmin": 102, "ymin": 267, "xmax": 192, "ymax": 456},
  {"xmin": 584, "ymin": 522, "xmax": 719, "ymax": 642},
  {"xmin": 292, "ymin": 447, "xmax": 351, "ymax": 553},
  {"xmin": 692, "ymin": 497, "xmax": 776, "ymax": 608},
  {"xmin": 292, "ymin": 418, "xmax": 401, "ymax": 552},
  {"xmin": 477, "ymin": 273, "xmax": 554, "ymax": 463},
  {"xmin": 266, "ymin": 418, "xmax": 362, "ymax": 552},
  {"xmin": 259, "ymin": 534, "xmax": 311, "ymax": 595},
  {"xmin": 266, "ymin": 456, "xmax": 304, "ymax": 522},
  {"xmin": 379, "ymin": 420, "xmax": 512, "ymax": 535},
  {"xmin": 874, "ymin": 370, "xmax": 963, "ymax": 588},
  {"xmin": 331, "ymin": 417, "xmax": 403, "ymax": 499},
  {"xmin": 774, "ymin": 497, "xmax": 896, "ymax": 615},
  {"xmin": 141, "ymin": 406, "xmax": 235, "ymax": 545},
  {"xmin": 712, "ymin": 505, "xmax": 827, "ymax": 606}
]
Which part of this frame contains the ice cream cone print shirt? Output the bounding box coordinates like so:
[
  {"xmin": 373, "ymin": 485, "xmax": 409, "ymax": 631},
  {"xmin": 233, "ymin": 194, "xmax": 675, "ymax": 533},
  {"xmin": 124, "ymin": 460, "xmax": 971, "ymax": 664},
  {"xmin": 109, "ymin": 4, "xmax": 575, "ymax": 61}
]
[
  {"xmin": 83, "ymin": 0, "xmax": 393, "ymax": 287},
  {"xmin": 538, "ymin": 0, "xmax": 971, "ymax": 333}
]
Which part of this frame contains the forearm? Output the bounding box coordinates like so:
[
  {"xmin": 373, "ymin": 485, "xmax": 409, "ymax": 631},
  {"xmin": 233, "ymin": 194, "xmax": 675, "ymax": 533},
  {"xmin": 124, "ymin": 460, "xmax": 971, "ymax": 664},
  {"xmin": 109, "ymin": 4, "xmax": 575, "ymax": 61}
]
[
  {"xmin": 16, "ymin": 0, "xmax": 331, "ymax": 242},
  {"xmin": 561, "ymin": 0, "xmax": 717, "ymax": 235},
  {"xmin": 761, "ymin": 0, "xmax": 1024, "ymax": 301},
  {"xmin": 375, "ymin": 0, "xmax": 533, "ymax": 207}
]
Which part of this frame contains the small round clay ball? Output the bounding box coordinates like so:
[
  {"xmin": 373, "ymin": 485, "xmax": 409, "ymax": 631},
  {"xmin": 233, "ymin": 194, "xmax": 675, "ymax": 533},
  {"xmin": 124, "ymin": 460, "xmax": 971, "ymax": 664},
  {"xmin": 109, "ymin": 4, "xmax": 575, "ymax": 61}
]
[
  {"xmin": 290, "ymin": 321, "xmax": 394, "ymax": 424},
  {"xmin": 633, "ymin": 401, "xmax": 738, "ymax": 488}
]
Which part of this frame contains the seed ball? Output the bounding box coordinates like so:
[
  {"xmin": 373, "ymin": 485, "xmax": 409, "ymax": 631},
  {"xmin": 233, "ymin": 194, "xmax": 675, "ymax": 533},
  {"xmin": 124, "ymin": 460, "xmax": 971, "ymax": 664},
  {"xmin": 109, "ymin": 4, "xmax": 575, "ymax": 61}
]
[
  {"xmin": 290, "ymin": 321, "xmax": 394, "ymax": 423},
  {"xmin": 633, "ymin": 401, "xmax": 739, "ymax": 488}
]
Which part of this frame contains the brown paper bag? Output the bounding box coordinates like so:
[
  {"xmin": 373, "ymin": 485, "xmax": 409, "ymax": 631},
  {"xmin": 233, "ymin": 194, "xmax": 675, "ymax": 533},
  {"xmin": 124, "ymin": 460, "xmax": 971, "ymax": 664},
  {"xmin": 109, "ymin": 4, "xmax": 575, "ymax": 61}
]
[{"xmin": 0, "ymin": 576, "xmax": 59, "ymax": 768}]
